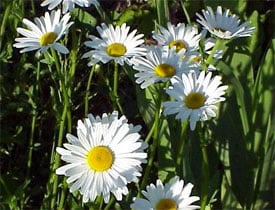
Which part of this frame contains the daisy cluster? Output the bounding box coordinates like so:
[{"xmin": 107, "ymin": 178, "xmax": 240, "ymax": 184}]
[{"xmin": 13, "ymin": 0, "xmax": 254, "ymax": 208}]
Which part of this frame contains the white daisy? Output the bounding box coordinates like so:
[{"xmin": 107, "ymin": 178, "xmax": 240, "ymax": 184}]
[
  {"xmin": 56, "ymin": 111, "xmax": 148, "ymax": 203},
  {"xmin": 41, "ymin": 0, "xmax": 99, "ymax": 14},
  {"xmin": 13, "ymin": 9, "xmax": 73, "ymax": 54},
  {"xmin": 163, "ymin": 70, "xmax": 228, "ymax": 130},
  {"xmin": 131, "ymin": 176, "xmax": 200, "ymax": 210},
  {"xmin": 152, "ymin": 22, "xmax": 201, "ymax": 57},
  {"xmin": 132, "ymin": 46, "xmax": 196, "ymax": 89},
  {"xmin": 196, "ymin": 6, "xmax": 255, "ymax": 39},
  {"xmin": 82, "ymin": 23, "xmax": 147, "ymax": 66}
]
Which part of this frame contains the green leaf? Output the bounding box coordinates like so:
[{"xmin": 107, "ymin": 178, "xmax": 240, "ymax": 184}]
[
  {"xmin": 70, "ymin": 8, "xmax": 97, "ymax": 30},
  {"xmin": 157, "ymin": 117, "xmax": 177, "ymax": 182},
  {"xmin": 116, "ymin": 9, "xmax": 135, "ymax": 26},
  {"xmin": 251, "ymin": 39, "xmax": 275, "ymax": 208},
  {"xmin": 252, "ymin": 39, "xmax": 275, "ymax": 137},
  {"xmin": 218, "ymin": 60, "xmax": 250, "ymax": 138},
  {"xmin": 135, "ymin": 84, "xmax": 176, "ymax": 182},
  {"xmin": 155, "ymin": 0, "xmax": 170, "ymax": 26}
]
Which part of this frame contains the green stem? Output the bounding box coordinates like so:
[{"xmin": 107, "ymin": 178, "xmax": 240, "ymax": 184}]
[
  {"xmin": 95, "ymin": 5, "xmax": 111, "ymax": 23},
  {"xmin": 26, "ymin": 61, "xmax": 40, "ymax": 180},
  {"xmin": 155, "ymin": 0, "xmax": 169, "ymax": 26},
  {"xmin": 200, "ymin": 144, "xmax": 209, "ymax": 210},
  {"xmin": 139, "ymin": 111, "xmax": 159, "ymax": 194},
  {"xmin": 49, "ymin": 48, "xmax": 71, "ymax": 209},
  {"xmin": 51, "ymin": 48, "xmax": 72, "ymax": 132},
  {"xmin": 175, "ymin": 121, "xmax": 188, "ymax": 176},
  {"xmin": 0, "ymin": 2, "xmax": 11, "ymax": 50},
  {"xmin": 145, "ymin": 120, "xmax": 156, "ymax": 143},
  {"xmin": 205, "ymin": 38, "xmax": 223, "ymax": 67},
  {"xmin": 139, "ymin": 86, "xmax": 163, "ymax": 194},
  {"xmin": 103, "ymin": 196, "xmax": 115, "ymax": 210},
  {"xmin": 30, "ymin": 0, "xmax": 35, "ymax": 16},
  {"xmin": 113, "ymin": 63, "xmax": 124, "ymax": 114},
  {"xmin": 180, "ymin": 0, "xmax": 191, "ymax": 24},
  {"xmin": 50, "ymin": 103, "xmax": 68, "ymax": 209},
  {"xmin": 85, "ymin": 66, "xmax": 95, "ymax": 116},
  {"xmin": 51, "ymin": 48, "xmax": 61, "ymax": 74}
]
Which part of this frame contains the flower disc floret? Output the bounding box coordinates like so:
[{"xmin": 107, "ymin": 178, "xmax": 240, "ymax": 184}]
[
  {"xmin": 156, "ymin": 198, "xmax": 177, "ymax": 210},
  {"xmin": 154, "ymin": 63, "xmax": 176, "ymax": 78},
  {"xmin": 168, "ymin": 40, "xmax": 188, "ymax": 52},
  {"xmin": 106, "ymin": 43, "xmax": 127, "ymax": 57},
  {"xmin": 40, "ymin": 32, "xmax": 58, "ymax": 46},
  {"xmin": 87, "ymin": 146, "xmax": 114, "ymax": 171},
  {"xmin": 184, "ymin": 92, "xmax": 206, "ymax": 109}
]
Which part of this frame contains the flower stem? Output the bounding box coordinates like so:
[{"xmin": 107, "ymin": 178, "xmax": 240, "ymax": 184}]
[
  {"xmin": 85, "ymin": 66, "xmax": 95, "ymax": 116},
  {"xmin": 180, "ymin": 1, "xmax": 191, "ymax": 24},
  {"xmin": 50, "ymin": 101, "xmax": 68, "ymax": 209},
  {"xmin": 139, "ymin": 85, "xmax": 163, "ymax": 194},
  {"xmin": 200, "ymin": 144, "xmax": 209, "ymax": 210},
  {"xmin": 176, "ymin": 121, "xmax": 188, "ymax": 176},
  {"xmin": 113, "ymin": 63, "xmax": 124, "ymax": 114},
  {"xmin": 139, "ymin": 107, "xmax": 160, "ymax": 193},
  {"xmin": 49, "ymin": 48, "xmax": 71, "ymax": 209},
  {"xmin": 205, "ymin": 38, "xmax": 223, "ymax": 67},
  {"xmin": 155, "ymin": 0, "xmax": 169, "ymax": 26},
  {"xmin": 95, "ymin": 5, "xmax": 111, "ymax": 24},
  {"xmin": 26, "ymin": 60, "xmax": 40, "ymax": 178}
]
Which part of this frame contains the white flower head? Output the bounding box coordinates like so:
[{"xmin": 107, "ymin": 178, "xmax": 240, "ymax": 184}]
[
  {"xmin": 163, "ymin": 70, "xmax": 228, "ymax": 130},
  {"xmin": 132, "ymin": 45, "xmax": 196, "ymax": 89},
  {"xmin": 41, "ymin": 0, "xmax": 99, "ymax": 14},
  {"xmin": 152, "ymin": 22, "xmax": 202, "ymax": 57},
  {"xmin": 196, "ymin": 6, "xmax": 255, "ymax": 39},
  {"xmin": 82, "ymin": 23, "xmax": 147, "ymax": 66},
  {"xmin": 13, "ymin": 9, "xmax": 73, "ymax": 54},
  {"xmin": 56, "ymin": 111, "xmax": 148, "ymax": 203},
  {"xmin": 131, "ymin": 176, "xmax": 200, "ymax": 210}
]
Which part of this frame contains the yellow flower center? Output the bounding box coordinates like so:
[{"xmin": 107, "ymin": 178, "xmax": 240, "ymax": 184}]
[
  {"xmin": 40, "ymin": 32, "xmax": 58, "ymax": 46},
  {"xmin": 214, "ymin": 28, "xmax": 232, "ymax": 37},
  {"xmin": 214, "ymin": 28, "xmax": 226, "ymax": 33},
  {"xmin": 106, "ymin": 43, "xmax": 127, "ymax": 57},
  {"xmin": 86, "ymin": 146, "xmax": 114, "ymax": 172},
  {"xmin": 184, "ymin": 92, "xmax": 206, "ymax": 109},
  {"xmin": 190, "ymin": 56, "xmax": 201, "ymax": 63},
  {"xmin": 156, "ymin": 198, "xmax": 177, "ymax": 210},
  {"xmin": 154, "ymin": 63, "xmax": 176, "ymax": 78},
  {"xmin": 168, "ymin": 40, "xmax": 187, "ymax": 52}
]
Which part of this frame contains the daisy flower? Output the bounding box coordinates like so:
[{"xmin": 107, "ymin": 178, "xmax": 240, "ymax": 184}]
[
  {"xmin": 56, "ymin": 111, "xmax": 148, "ymax": 203},
  {"xmin": 152, "ymin": 22, "xmax": 201, "ymax": 56},
  {"xmin": 132, "ymin": 46, "xmax": 195, "ymax": 89},
  {"xmin": 163, "ymin": 70, "xmax": 228, "ymax": 130},
  {"xmin": 131, "ymin": 176, "xmax": 200, "ymax": 210},
  {"xmin": 41, "ymin": 0, "xmax": 99, "ymax": 14},
  {"xmin": 196, "ymin": 6, "xmax": 255, "ymax": 39},
  {"xmin": 82, "ymin": 23, "xmax": 146, "ymax": 66},
  {"xmin": 13, "ymin": 9, "xmax": 73, "ymax": 54}
]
